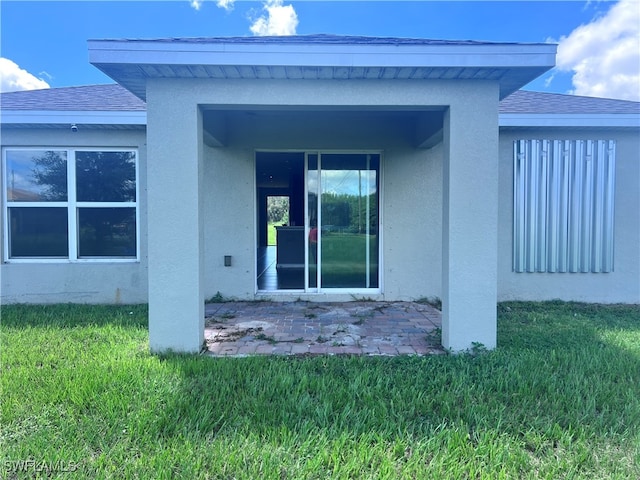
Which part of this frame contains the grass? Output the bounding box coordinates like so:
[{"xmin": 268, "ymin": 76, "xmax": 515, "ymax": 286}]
[
  {"xmin": 267, "ymin": 221, "xmax": 279, "ymax": 246},
  {"xmin": 2, "ymin": 302, "xmax": 639, "ymax": 478}
]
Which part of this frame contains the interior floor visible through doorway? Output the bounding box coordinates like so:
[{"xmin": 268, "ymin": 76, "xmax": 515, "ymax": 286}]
[{"xmin": 257, "ymin": 246, "xmax": 304, "ymax": 290}]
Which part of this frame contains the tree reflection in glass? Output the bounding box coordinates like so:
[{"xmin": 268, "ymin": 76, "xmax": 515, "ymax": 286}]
[
  {"xmin": 76, "ymin": 151, "xmax": 136, "ymax": 202},
  {"xmin": 6, "ymin": 150, "xmax": 67, "ymax": 201}
]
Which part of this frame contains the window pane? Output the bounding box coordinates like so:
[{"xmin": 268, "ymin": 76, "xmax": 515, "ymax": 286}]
[
  {"xmin": 9, "ymin": 207, "xmax": 68, "ymax": 257},
  {"xmin": 5, "ymin": 150, "xmax": 67, "ymax": 201},
  {"xmin": 307, "ymin": 154, "xmax": 318, "ymax": 289},
  {"xmin": 320, "ymin": 154, "xmax": 379, "ymax": 288},
  {"xmin": 76, "ymin": 151, "xmax": 136, "ymax": 202},
  {"xmin": 78, "ymin": 208, "xmax": 136, "ymax": 257}
]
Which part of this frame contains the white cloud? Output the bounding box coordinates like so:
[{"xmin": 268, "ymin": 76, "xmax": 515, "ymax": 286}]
[
  {"xmin": 0, "ymin": 58, "xmax": 50, "ymax": 93},
  {"xmin": 554, "ymin": 0, "xmax": 640, "ymax": 101},
  {"xmin": 216, "ymin": 0, "xmax": 235, "ymax": 11},
  {"xmin": 190, "ymin": 0, "xmax": 235, "ymax": 11},
  {"xmin": 250, "ymin": 0, "xmax": 298, "ymax": 36}
]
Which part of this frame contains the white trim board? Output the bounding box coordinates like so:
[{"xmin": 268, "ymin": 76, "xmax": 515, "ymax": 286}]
[{"xmin": 499, "ymin": 113, "xmax": 640, "ymax": 128}]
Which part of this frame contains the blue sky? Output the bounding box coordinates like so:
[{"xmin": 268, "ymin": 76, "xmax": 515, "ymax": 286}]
[{"xmin": 1, "ymin": 1, "xmax": 638, "ymax": 100}]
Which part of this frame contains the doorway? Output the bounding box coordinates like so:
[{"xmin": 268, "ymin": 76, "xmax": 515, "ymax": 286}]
[
  {"xmin": 266, "ymin": 196, "xmax": 290, "ymax": 246},
  {"xmin": 256, "ymin": 151, "xmax": 380, "ymax": 292}
]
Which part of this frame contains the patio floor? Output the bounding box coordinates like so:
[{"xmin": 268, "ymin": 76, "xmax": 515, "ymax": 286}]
[{"xmin": 204, "ymin": 301, "xmax": 444, "ymax": 356}]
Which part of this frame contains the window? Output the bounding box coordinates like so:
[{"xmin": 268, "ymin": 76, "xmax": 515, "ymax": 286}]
[
  {"xmin": 3, "ymin": 148, "xmax": 138, "ymax": 261},
  {"xmin": 513, "ymin": 139, "xmax": 615, "ymax": 273}
]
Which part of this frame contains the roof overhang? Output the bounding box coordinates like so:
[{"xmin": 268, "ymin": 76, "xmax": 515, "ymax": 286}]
[
  {"xmin": 88, "ymin": 37, "xmax": 557, "ymax": 101},
  {"xmin": 4, "ymin": 109, "xmax": 637, "ymax": 133},
  {"xmin": 499, "ymin": 113, "xmax": 640, "ymax": 128},
  {"xmin": 0, "ymin": 110, "xmax": 146, "ymax": 129}
]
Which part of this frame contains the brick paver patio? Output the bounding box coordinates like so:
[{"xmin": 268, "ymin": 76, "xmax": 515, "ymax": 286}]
[{"xmin": 204, "ymin": 301, "xmax": 443, "ymax": 356}]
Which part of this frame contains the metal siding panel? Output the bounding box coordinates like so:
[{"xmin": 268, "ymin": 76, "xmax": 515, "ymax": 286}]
[
  {"xmin": 513, "ymin": 138, "xmax": 616, "ymax": 274},
  {"xmin": 591, "ymin": 140, "xmax": 605, "ymax": 272},
  {"xmin": 536, "ymin": 140, "xmax": 549, "ymax": 272},
  {"xmin": 513, "ymin": 140, "xmax": 527, "ymax": 272},
  {"xmin": 547, "ymin": 140, "xmax": 561, "ymax": 272},
  {"xmin": 580, "ymin": 141, "xmax": 594, "ymax": 272},
  {"xmin": 603, "ymin": 141, "xmax": 616, "ymax": 272},
  {"xmin": 567, "ymin": 141, "xmax": 581, "ymax": 272},
  {"xmin": 513, "ymin": 141, "xmax": 521, "ymax": 271},
  {"xmin": 558, "ymin": 141, "xmax": 571, "ymax": 272},
  {"xmin": 526, "ymin": 140, "xmax": 538, "ymax": 272}
]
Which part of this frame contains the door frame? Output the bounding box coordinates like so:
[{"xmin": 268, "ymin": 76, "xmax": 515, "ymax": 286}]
[{"xmin": 255, "ymin": 149, "xmax": 383, "ymax": 294}]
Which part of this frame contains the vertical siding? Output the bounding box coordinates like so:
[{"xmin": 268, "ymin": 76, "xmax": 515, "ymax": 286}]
[{"xmin": 513, "ymin": 139, "xmax": 615, "ymax": 273}]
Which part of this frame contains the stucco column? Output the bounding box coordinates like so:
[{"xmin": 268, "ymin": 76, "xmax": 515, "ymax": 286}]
[
  {"xmin": 147, "ymin": 87, "xmax": 204, "ymax": 353},
  {"xmin": 441, "ymin": 92, "xmax": 499, "ymax": 351}
]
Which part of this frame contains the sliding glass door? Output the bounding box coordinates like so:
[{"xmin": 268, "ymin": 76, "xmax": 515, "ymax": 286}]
[{"xmin": 306, "ymin": 153, "xmax": 380, "ymax": 291}]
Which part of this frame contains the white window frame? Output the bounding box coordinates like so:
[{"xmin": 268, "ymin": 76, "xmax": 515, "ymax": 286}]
[{"xmin": 2, "ymin": 147, "xmax": 140, "ymax": 263}]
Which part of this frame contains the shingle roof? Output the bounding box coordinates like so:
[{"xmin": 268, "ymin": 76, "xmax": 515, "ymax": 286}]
[
  {"xmin": 499, "ymin": 90, "xmax": 640, "ymax": 114},
  {"xmin": 90, "ymin": 34, "xmax": 526, "ymax": 46},
  {"xmin": 2, "ymin": 84, "xmax": 639, "ymax": 121},
  {"xmin": 0, "ymin": 84, "xmax": 146, "ymax": 111}
]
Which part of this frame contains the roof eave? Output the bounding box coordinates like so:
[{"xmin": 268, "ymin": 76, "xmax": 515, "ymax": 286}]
[
  {"xmin": 88, "ymin": 39, "xmax": 556, "ymax": 68},
  {"xmin": 0, "ymin": 110, "xmax": 147, "ymax": 126},
  {"xmin": 499, "ymin": 113, "xmax": 640, "ymax": 128},
  {"xmin": 6, "ymin": 110, "xmax": 637, "ymax": 130},
  {"xmin": 88, "ymin": 39, "xmax": 556, "ymax": 101}
]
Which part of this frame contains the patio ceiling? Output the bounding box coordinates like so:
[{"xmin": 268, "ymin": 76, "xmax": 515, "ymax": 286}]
[
  {"xmin": 89, "ymin": 35, "xmax": 556, "ymax": 101},
  {"xmin": 201, "ymin": 107, "xmax": 446, "ymax": 148}
]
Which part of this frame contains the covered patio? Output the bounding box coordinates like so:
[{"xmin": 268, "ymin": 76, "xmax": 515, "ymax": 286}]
[
  {"xmin": 88, "ymin": 35, "xmax": 556, "ymax": 354},
  {"xmin": 205, "ymin": 301, "xmax": 443, "ymax": 356}
]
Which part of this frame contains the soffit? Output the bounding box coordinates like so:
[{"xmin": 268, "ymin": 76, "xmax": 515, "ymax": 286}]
[{"xmin": 88, "ymin": 36, "xmax": 556, "ymax": 101}]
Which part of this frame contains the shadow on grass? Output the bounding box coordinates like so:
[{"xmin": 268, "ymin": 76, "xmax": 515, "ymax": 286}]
[
  {"xmin": 1, "ymin": 303, "xmax": 148, "ymax": 329},
  {"xmin": 150, "ymin": 302, "xmax": 640, "ymax": 444},
  {"xmin": 3, "ymin": 302, "xmax": 639, "ymax": 476}
]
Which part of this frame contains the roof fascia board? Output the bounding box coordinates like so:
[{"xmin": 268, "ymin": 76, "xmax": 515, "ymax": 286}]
[
  {"xmin": 88, "ymin": 40, "xmax": 556, "ymax": 69},
  {"xmin": 4, "ymin": 111, "xmax": 637, "ymax": 129},
  {"xmin": 499, "ymin": 113, "xmax": 640, "ymax": 128},
  {"xmin": 0, "ymin": 110, "xmax": 147, "ymax": 125}
]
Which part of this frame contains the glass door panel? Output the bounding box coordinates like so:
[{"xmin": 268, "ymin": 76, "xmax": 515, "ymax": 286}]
[
  {"xmin": 319, "ymin": 154, "xmax": 379, "ymax": 289},
  {"xmin": 307, "ymin": 154, "xmax": 318, "ymax": 289}
]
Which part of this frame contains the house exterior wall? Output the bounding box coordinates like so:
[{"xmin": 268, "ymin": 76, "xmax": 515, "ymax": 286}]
[
  {"xmin": 201, "ymin": 114, "xmax": 443, "ymax": 302},
  {"xmin": 203, "ymin": 145, "xmax": 256, "ymax": 300},
  {"xmin": 135, "ymin": 76, "xmax": 486, "ymax": 304},
  {"xmin": 4, "ymin": 118, "xmax": 637, "ymax": 307},
  {"xmin": 144, "ymin": 77, "xmax": 499, "ymax": 351},
  {"xmin": 146, "ymin": 94, "xmax": 205, "ymax": 352},
  {"xmin": 0, "ymin": 128, "xmax": 148, "ymax": 304},
  {"xmin": 383, "ymin": 142, "xmax": 443, "ymax": 301},
  {"xmin": 497, "ymin": 128, "xmax": 640, "ymax": 303}
]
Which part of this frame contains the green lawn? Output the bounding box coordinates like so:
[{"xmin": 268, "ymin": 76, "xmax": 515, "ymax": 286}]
[
  {"xmin": 267, "ymin": 222, "xmax": 278, "ymax": 246},
  {"xmin": 2, "ymin": 302, "xmax": 639, "ymax": 478}
]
